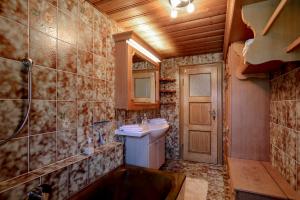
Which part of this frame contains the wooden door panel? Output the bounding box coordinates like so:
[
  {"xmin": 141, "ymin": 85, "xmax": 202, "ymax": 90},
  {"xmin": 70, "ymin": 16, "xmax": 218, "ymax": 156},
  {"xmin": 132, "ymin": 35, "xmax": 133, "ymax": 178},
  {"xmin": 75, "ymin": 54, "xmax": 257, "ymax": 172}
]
[
  {"xmin": 189, "ymin": 102, "xmax": 211, "ymax": 125},
  {"xmin": 181, "ymin": 64, "xmax": 218, "ymax": 164},
  {"xmin": 188, "ymin": 131, "xmax": 211, "ymax": 154}
]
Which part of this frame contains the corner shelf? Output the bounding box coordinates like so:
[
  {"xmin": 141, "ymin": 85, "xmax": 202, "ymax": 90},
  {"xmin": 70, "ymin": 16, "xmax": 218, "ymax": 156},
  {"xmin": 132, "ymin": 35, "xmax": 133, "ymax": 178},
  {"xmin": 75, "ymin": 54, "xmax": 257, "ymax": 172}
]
[
  {"xmin": 160, "ymin": 90, "xmax": 176, "ymax": 93},
  {"xmin": 160, "ymin": 102, "xmax": 176, "ymax": 105},
  {"xmin": 159, "ymin": 78, "xmax": 176, "ymax": 83}
]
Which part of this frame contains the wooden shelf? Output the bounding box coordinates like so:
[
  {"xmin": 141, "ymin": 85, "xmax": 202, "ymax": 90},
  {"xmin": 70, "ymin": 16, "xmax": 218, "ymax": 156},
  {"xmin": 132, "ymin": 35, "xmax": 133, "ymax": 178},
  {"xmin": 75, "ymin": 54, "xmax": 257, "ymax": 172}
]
[
  {"xmin": 261, "ymin": 0, "xmax": 288, "ymax": 35},
  {"xmin": 286, "ymin": 36, "xmax": 300, "ymax": 53},
  {"xmin": 241, "ymin": 0, "xmax": 300, "ymax": 66},
  {"xmin": 159, "ymin": 78, "xmax": 176, "ymax": 83},
  {"xmin": 160, "ymin": 102, "xmax": 176, "ymax": 105},
  {"xmin": 160, "ymin": 90, "xmax": 176, "ymax": 93}
]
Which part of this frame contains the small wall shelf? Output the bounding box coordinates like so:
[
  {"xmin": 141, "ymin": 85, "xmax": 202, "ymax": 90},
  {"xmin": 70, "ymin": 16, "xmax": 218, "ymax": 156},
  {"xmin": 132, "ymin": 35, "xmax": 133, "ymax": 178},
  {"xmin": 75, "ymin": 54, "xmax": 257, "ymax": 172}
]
[
  {"xmin": 159, "ymin": 78, "xmax": 176, "ymax": 83},
  {"xmin": 160, "ymin": 102, "xmax": 176, "ymax": 105},
  {"xmin": 160, "ymin": 90, "xmax": 176, "ymax": 93}
]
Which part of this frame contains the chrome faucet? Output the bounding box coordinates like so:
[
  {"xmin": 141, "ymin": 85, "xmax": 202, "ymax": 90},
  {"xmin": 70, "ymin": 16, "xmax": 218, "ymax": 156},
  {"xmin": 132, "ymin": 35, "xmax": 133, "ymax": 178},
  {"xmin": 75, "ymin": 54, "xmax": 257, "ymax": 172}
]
[{"xmin": 141, "ymin": 113, "xmax": 148, "ymax": 125}]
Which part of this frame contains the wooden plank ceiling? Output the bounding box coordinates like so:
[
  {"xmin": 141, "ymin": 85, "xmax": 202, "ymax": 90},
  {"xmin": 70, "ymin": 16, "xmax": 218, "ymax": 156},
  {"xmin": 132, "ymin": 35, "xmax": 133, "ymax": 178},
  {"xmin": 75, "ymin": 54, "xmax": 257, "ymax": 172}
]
[{"xmin": 88, "ymin": 0, "xmax": 227, "ymax": 58}]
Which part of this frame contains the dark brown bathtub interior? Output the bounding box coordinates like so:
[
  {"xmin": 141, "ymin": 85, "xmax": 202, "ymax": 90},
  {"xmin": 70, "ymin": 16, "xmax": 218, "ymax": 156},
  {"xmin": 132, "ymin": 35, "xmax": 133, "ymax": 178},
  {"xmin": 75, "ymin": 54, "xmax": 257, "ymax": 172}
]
[{"xmin": 70, "ymin": 165, "xmax": 185, "ymax": 200}]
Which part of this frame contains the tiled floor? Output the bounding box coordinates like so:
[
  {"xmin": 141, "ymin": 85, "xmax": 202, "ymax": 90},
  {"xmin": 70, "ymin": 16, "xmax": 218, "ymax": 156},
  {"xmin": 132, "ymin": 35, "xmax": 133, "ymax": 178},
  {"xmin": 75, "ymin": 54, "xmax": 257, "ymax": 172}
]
[{"xmin": 161, "ymin": 160, "xmax": 231, "ymax": 200}]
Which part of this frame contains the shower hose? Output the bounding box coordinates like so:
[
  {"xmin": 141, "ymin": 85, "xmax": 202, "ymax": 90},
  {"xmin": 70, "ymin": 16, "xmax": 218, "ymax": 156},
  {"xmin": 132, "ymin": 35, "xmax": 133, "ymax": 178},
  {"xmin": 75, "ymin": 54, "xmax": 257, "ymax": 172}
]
[{"xmin": 0, "ymin": 58, "xmax": 33, "ymax": 146}]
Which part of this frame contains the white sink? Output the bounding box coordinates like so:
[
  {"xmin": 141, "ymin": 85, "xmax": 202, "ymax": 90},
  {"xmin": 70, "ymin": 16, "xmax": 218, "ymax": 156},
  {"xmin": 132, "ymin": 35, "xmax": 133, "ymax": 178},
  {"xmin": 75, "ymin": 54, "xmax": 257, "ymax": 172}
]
[
  {"xmin": 115, "ymin": 118, "xmax": 169, "ymax": 138},
  {"xmin": 148, "ymin": 124, "xmax": 169, "ymax": 139}
]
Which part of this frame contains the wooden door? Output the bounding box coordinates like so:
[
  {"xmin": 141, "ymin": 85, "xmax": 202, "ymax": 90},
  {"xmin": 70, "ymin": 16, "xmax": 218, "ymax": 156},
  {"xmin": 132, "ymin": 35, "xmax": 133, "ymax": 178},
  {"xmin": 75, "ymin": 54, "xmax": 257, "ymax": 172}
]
[{"xmin": 181, "ymin": 65, "xmax": 218, "ymax": 163}]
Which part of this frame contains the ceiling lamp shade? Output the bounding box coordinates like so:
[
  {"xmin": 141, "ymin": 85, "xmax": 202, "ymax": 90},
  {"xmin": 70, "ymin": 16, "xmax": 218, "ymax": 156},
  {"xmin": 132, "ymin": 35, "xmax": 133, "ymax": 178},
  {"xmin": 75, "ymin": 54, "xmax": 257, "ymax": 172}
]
[{"xmin": 169, "ymin": 0, "xmax": 195, "ymax": 17}]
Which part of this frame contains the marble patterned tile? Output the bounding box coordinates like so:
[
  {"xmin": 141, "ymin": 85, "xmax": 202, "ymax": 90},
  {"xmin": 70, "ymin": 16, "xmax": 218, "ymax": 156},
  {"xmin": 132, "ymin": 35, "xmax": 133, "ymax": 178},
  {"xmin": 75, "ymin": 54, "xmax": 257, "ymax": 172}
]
[
  {"xmin": 283, "ymin": 155, "xmax": 297, "ymax": 190},
  {"xmin": 49, "ymin": 0, "xmax": 57, "ymax": 7},
  {"xmin": 278, "ymin": 101, "xmax": 287, "ymax": 126},
  {"xmin": 29, "ymin": 29, "xmax": 56, "ymax": 69},
  {"xmin": 57, "ymin": 101, "xmax": 77, "ymax": 130},
  {"xmin": 106, "ymin": 101, "xmax": 115, "ymax": 121},
  {"xmin": 286, "ymin": 100, "xmax": 296, "ymax": 129},
  {"xmin": 0, "ymin": 178, "xmax": 40, "ymax": 200},
  {"xmin": 57, "ymin": 129, "xmax": 77, "ymax": 160},
  {"xmin": 29, "ymin": 100, "xmax": 56, "ymax": 134},
  {"xmin": 297, "ymin": 101, "xmax": 300, "ymax": 131},
  {"xmin": 103, "ymin": 144, "xmax": 116, "ymax": 174},
  {"xmin": 57, "ymin": 40, "xmax": 77, "ymax": 73},
  {"xmin": 29, "ymin": 0, "xmax": 57, "ymax": 37},
  {"xmin": 78, "ymin": 19, "xmax": 93, "ymax": 52},
  {"xmin": 93, "ymin": 15, "xmax": 103, "ymax": 56},
  {"xmin": 0, "ymin": 58, "xmax": 27, "ymax": 99},
  {"xmin": 93, "ymin": 54, "xmax": 106, "ymax": 80},
  {"xmin": 32, "ymin": 66, "xmax": 56, "ymax": 100},
  {"xmin": 285, "ymin": 129, "xmax": 296, "ymax": 160},
  {"xmin": 93, "ymin": 102, "xmax": 106, "ymax": 123},
  {"xmin": 57, "ymin": 71, "xmax": 77, "ymax": 101},
  {"xmin": 106, "ymin": 65, "xmax": 114, "ymax": 82},
  {"xmin": 115, "ymin": 142, "xmax": 123, "ymax": 167},
  {"xmin": 0, "ymin": 0, "xmax": 28, "ymax": 25},
  {"xmin": 76, "ymin": 75, "xmax": 93, "ymax": 100},
  {"xmin": 57, "ymin": 9, "xmax": 77, "ymax": 45},
  {"xmin": 93, "ymin": 79, "xmax": 106, "ymax": 101},
  {"xmin": 284, "ymin": 70, "xmax": 296, "ymax": 100},
  {"xmin": 296, "ymin": 68, "xmax": 300, "ymax": 100},
  {"xmin": 88, "ymin": 150, "xmax": 104, "ymax": 183},
  {"xmin": 0, "ymin": 137, "xmax": 28, "ymax": 182},
  {"xmin": 29, "ymin": 132, "xmax": 56, "ymax": 170},
  {"xmin": 0, "ymin": 16, "xmax": 28, "ymax": 61},
  {"xmin": 68, "ymin": 158, "xmax": 88, "ymax": 195},
  {"xmin": 77, "ymin": 50, "xmax": 93, "ymax": 76},
  {"xmin": 77, "ymin": 126, "xmax": 93, "ymax": 152},
  {"xmin": 100, "ymin": 16, "xmax": 108, "ymax": 58},
  {"xmin": 297, "ymin": 133, "xmax": 300, "ymax": 164},
  {"xmin": 0, "ymin": 100, "xmax": 28, "ymax": 140},
  {"xmin": 79, "ymin": 0, "xmax": 93, "ymax": 25},
  {"xmin": 77, "ymin": 101, "xmax": 93, "ymax": 127},
  {"xmin": 41, "ymin": 167, "xmax": 69, "ymax": 200},
  {"xmin": 58, "ymin": 0, "xmax": 78, "ymax": 16}
]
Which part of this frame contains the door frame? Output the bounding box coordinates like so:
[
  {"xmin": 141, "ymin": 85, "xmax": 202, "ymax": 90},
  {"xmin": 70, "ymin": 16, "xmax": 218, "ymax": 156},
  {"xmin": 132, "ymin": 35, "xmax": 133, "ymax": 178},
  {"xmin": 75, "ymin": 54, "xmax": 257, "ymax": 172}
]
[{"xmin": 179, "ymin": 62, "xmax": 223, "ymax": 164}]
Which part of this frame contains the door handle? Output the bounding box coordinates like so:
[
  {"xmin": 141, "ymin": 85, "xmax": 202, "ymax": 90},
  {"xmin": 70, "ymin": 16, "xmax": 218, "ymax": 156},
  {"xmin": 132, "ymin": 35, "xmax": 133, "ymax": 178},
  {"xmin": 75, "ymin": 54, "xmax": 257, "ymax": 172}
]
[{"xmin": 209, "ymin": 110, "xmax": 216, "ymax": 120}]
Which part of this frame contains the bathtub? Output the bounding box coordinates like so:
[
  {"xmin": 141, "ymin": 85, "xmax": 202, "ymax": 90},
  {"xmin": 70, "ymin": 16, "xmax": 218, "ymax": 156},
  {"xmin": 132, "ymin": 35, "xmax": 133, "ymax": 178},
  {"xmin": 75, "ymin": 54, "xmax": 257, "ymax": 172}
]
[{"xmin": 69, "ymin": 165, "xmax": 186, "ymax": 200}]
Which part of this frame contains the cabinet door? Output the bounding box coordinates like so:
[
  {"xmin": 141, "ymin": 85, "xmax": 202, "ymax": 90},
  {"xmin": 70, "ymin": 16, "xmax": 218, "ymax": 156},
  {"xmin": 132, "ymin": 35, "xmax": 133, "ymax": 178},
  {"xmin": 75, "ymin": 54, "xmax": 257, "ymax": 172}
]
[
  {"xmin": 158, "ymin": 136, "xmax": 166, "ymax": 167},
  {"xmin": 149, "ymin": 142, "xmax": 157, "ymax": 169}
]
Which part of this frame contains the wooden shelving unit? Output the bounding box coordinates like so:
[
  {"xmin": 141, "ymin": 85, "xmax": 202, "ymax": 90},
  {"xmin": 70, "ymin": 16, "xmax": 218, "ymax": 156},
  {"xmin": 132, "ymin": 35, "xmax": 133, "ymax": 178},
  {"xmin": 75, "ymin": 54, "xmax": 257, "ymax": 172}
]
[
  {"xmin": 160, "ymin": 90, "xmax": 176, "ymax": 93},
  {"xmin": 237, "ymin": 0, "xmax": 300, "ymax": 76},
  {"xmin": 159, "ymin": 78, "xmax": 176, "ymax": 83},
  {"xmin": 261, "ymin": 0, "xmax": 288, "ymax": 35},
  {"xmin": 286, "ymin": 36, "xmax": 300, "ymax": 53},
  {"xmin": 160, "ymin": 102, "xmax": 176, "ymax": 105}
]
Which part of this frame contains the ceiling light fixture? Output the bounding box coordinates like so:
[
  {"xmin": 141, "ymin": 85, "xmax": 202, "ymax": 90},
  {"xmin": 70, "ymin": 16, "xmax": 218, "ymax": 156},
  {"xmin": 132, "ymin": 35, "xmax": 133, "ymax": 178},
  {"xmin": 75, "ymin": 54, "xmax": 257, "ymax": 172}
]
[
  {"xmin": 171, "ymin": 9, "xmax": 178, "ymax": 18},
  {"xmin": 126, "ymin": 39, "xmax": 161, "ymax": 63},
  {"xmin": 169, "ymin": 0, "xmax": 195, "ymax": 17},
  {"xmin": 187, "ymin": 0, "xmax": 195, "ymax": 13}
]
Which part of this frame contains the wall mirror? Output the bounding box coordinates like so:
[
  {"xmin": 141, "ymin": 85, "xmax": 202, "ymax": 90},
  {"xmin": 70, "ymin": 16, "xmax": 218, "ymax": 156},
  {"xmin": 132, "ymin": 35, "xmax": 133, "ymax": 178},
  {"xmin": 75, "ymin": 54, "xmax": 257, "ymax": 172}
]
[{"xmin": 131, "ymin": 53, "xmax": 159, "ymax": 104}]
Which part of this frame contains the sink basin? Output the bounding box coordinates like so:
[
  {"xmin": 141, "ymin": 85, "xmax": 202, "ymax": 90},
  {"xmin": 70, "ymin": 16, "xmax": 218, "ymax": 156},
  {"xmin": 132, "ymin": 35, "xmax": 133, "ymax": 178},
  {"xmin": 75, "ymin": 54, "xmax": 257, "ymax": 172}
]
[
  {"xmin": 115, "ymin": 118, "xmax": 169, "ymax": 138},
  {"xmin": 148, "ymin": 124, "xmax": 169, "ymax": 139}
]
